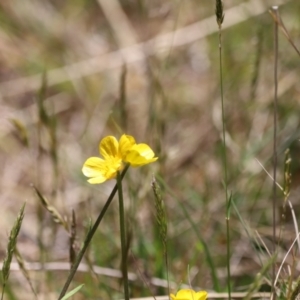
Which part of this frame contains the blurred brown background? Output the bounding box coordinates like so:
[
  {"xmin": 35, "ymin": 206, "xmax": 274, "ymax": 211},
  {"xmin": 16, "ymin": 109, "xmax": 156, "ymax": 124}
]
[{"xmin": 0, "ymin": 0, "xmax": 300, "ymax": 299}]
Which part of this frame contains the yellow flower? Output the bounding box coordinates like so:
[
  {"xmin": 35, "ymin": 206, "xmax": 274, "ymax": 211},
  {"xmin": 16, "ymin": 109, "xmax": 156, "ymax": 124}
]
[
  {"xmin": 120, "ymin": 135, "xmax": 158, "ymax": 167},
  {"xmin": 170, "ymin": 289, "xmax": 208, "ymax": 300},
  {"xmin": 82, "ymin": 134, "xmax": 158, "ymax": 184}
]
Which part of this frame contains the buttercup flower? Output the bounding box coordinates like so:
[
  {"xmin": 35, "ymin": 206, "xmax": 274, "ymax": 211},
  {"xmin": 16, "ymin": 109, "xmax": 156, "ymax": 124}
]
[
  {"xmin": 120, "ymin": 135, "xmax": 158, "ymax": 167},
  {"xmin": 82, "ymin": 134, "xmax": 158, "ymax": 184},
  {"xmin": 170, "ymin": 289, "xmax": 208, "ymax": 300}
]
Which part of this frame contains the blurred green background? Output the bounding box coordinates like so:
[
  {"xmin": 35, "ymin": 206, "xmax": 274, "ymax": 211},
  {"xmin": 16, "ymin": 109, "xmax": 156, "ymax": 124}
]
[{"xmin": 0, "ymin": 0, "xmax": 300, "ymax": 299}]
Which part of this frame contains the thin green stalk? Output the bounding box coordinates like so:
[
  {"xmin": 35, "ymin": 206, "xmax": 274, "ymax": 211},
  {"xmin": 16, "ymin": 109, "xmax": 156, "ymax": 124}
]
[
  {"xmin": 58, "ymin": 165, "xmax": 130, "ymax": 299},
  {"xmin": 117, "ymin": 170, "xmax": 130, "ymax": 300},
  {"xmin": 215, "ymin": 1, "xmax": 231, "ymax": 299},
  {"xmin": 36, "ymin": 73, "xmax": 48, "ymax": 295},
  {"xmin": 270, "ymin": 6, "xmax": 279, "ymax": 300},
  {"xmin": 217, "ymin": 12, "xmax": 228, "ymax": 202},
  {"xmin": 225, "ymin": 215, "xmax": 231, "ymax": 294}
]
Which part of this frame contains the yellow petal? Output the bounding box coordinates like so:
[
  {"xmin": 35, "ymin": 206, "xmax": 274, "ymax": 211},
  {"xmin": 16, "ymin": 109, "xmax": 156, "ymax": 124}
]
[
  {"xmin": 119, "ymin": 134, "xmax": 136, "ymax": 158},
  {"xmin": 195, "ymin": 291, "xmax": 208, "ymax": 300},
  {"xmin": 133, "ymin": 144, "xmax": 156, "ymax": 159},
  {"xmin": 82, "ymin": 157, "xmax": 106, "ymax": 177},
  {"xmin": 170, "ymin": 289, "xmax": 208, "ymax": 300},
  {"xmin": 99, "ymin": 136, "xmax": 120, "ymax": 160},
  {"xmin": 125, "ymin": 143, "xmax": 158, "ymax": 167},
  {"xmin": 87, "ymin": 175, "xmax": 108, "ymax": 184},
  {"xmin": 82, "ymin": 156, "xmax": 122, "ymax": 184}
]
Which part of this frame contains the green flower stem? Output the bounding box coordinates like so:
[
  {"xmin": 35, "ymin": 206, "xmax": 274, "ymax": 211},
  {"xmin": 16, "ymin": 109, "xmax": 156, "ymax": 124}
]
[
  {"xmin": 220, "ymin": 44, "xmax": 232, "ymax": 300},
  {"xmin": 226, "ymin": 215, "xmax": 231, "ymax": 298},
  {"xmin": 271, "ymin": 7, "xmax": 279, "ymax": 299},
  {"xmin": 216, "ymin": 1, "xmax": 231, "ymax": 298},
  {"xmin": 117, "ymin": 170, "xmax": 130, "ymax": 300},
  {"xmin": 58, "ymin": 164, "xmax": 130, "ymax": 300}
]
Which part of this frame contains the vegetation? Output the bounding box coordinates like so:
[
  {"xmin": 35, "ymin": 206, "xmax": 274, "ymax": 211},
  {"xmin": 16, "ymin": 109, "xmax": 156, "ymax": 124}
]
[{"xmin": 0, "ymin": 0, "xmax": 300, "ymax": 299}]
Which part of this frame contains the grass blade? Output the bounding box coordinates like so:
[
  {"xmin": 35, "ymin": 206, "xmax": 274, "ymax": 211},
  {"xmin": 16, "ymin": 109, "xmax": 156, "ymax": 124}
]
[{"xmin": 61, "ymin": 284, "xmax": 84, "ymax": 300}]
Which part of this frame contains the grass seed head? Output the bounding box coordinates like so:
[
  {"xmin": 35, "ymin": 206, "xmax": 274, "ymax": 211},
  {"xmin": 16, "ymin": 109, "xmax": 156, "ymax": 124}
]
[
  {"xmin": 2, "ymin": 203, "xmax": 26, "ymax": 285},
  {"xmin": 215, "ymin": 0, "xmax": 224, "ymax": 28}
]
